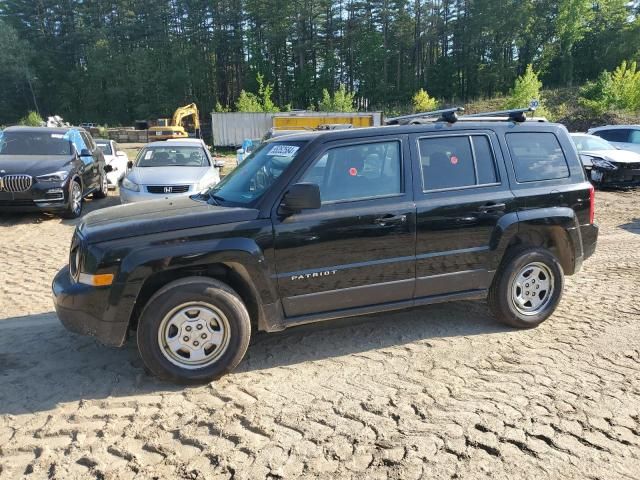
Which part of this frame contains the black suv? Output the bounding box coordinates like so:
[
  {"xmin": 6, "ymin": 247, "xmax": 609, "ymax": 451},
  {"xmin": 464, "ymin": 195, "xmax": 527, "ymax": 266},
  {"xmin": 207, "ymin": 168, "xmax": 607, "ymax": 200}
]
[
  {"xmin": 0, "ymin": 126, "xmax": 110, "ymax": 218},
  {"xmin": 53, "ymin": 111, "xmax": 598, "ymax": 383}
]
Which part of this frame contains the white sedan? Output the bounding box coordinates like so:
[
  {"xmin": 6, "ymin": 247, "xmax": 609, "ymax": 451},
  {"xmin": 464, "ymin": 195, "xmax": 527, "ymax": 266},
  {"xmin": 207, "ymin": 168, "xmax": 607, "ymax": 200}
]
[
  {"xmin": 571, "ymin": 133, "xmax": 640, "ymax": 187},
  {"xmin": 95, "ymin": 139, "xmax": 129, "ymax": 188},
  {"xmin": 119, "ymin": 139, "xmax": 221, "ymax": 204}
]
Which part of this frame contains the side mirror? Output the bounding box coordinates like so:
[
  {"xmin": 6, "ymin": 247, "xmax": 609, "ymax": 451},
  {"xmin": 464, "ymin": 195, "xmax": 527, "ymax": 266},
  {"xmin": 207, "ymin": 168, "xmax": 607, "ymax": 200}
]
[
  {"xmin": 214, "ymin": 159, "xmax": 225, "ymax": 169},
  {"xmin": 116, "ymin": 151, "xmax": 127, "ymax": 158},
  {"xmin": 279, "ymin": 183, "xmax": 321, "ymax": 214},
  {"xmin": 80, "ymin": 148, "xmax": 92, "ymax": 157},
  {"xmin": 127, "ymin": 160, "xmax": 134, "ymax": 169},
  {"xmin": 104, "ymin": 164, "xmax": 114, "ymax": 173}
]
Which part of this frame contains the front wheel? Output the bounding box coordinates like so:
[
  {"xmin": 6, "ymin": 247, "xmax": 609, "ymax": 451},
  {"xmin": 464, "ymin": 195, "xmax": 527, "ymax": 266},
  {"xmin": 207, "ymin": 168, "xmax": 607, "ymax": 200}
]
[
  {"xmin": 62, "ymin": 180, "xmax": 83, "ymax": 219},
  {"xmin": 137, "ymin": 277, "xmax": 251, "ymax": 384},
  {"xmin": 488, "ymin": 247, "xmax": 564, "ymax": 328}
]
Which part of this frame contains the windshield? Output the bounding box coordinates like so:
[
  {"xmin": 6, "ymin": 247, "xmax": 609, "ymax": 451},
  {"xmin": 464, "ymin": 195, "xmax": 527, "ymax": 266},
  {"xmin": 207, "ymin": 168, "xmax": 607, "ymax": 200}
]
[
  {"xmin": 96, "ymin": 141, "xmax": 112, "ymax": 155},
  {"xmin": 136, "ymin": 145, "xmax": 209, "ymax": 167},
  {"xmin": 0, "ymin": 131, "xmax": 73, "ymax": 156},
  {"xmin": 572, "ymin": 135, "xmax": 614, "ymax": 152},
  {"xmin": 207, "ymin": 141, "xmax": 306, "ymax": 205}
]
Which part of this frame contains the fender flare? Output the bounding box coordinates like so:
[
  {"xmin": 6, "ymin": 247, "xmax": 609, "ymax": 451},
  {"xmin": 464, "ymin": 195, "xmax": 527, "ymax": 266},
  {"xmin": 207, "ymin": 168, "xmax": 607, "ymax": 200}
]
[
  {"xmin": 489, "ymin": 207, "xmax": 583, "ymax": 273},
  {"xmin": 104, "ymin": 237, "xmax": 277, "ymax": 326}
]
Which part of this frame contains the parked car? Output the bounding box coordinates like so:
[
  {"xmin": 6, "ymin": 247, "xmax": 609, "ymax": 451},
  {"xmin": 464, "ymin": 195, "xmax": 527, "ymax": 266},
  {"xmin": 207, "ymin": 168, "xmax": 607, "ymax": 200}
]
[
  {"xmin": 587, "ymin": 125, "xmax": 640, "ymax": 154},
  {"xmin": 53, "ymin": 112, "xmax": 598, "ymax": 383},
  {"xmin": 571, "ymin": 133, "xmax": 640, "ymax": 187},
  {"xmin": 119, "ymin": 139, "xmax": 220, "ymax": 204},
  {"xmin": 0, "ymin": 126, "xmax": 110, "ymax": 218},
  {"xmin": 95, "ymin": 139, "xmax": 129, "ymax": 188}
]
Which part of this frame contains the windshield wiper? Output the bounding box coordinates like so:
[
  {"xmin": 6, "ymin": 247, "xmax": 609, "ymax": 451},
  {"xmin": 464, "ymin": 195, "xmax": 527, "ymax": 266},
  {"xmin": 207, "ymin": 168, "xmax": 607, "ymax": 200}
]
[{"xmin": 208, "ymin": 192, "xmax": 226, "ymax": 205}]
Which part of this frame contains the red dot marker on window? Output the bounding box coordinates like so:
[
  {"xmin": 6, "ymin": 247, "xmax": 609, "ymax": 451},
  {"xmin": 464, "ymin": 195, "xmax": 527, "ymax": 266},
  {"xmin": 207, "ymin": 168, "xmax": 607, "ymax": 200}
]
[
  {"xmin": 450, "ymin": 156, "xmax": 459, "ymax": 165},
  {"xmin": 349, "ymin": 167, "xmax": 358, "ymax": 176}
]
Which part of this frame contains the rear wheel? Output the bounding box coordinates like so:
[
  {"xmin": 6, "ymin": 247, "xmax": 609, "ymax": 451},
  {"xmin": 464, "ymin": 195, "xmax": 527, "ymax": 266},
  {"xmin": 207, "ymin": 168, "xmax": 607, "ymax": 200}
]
[
  {"xmin": 62, "ymin": 179, "xmax": 83, "ymax": 219},
  {"xmin": 488, "ymin": 247, "xmax": 564, "ymax": 328},
  {"xmin": 137, "ymin": 277, "xmax": 251, "ymax": 384}
]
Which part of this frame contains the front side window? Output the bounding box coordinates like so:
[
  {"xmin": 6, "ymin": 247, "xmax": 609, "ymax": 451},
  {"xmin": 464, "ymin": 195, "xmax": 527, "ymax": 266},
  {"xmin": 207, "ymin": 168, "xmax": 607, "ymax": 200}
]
[
  {"xmin": 418, "ymin": 135, "xmax": 498, "ymax": 191},
  {"xmin": 506, "ymin": 132, "xmax": 569, "ymax": 182},
  {"xmin": 0, "ymin": 131, "xmax": 73, "ymax": 156},
  {"xmin": 300, "ymin": 140, "xmax": 402, "ymax": 203},
  {"xmin": 136, "ymin": 146, "xmax": 210, "ymax": 167},
  {"xmin": 629, "ymin": 130, "xmax": 640, "ymax": 144}
]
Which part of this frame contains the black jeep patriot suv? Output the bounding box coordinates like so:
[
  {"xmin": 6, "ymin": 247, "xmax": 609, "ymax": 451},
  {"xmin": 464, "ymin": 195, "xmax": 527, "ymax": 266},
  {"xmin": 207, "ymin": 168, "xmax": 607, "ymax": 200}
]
[{"xmin": 53, "ymin": 111, "xmax": 598, "ymax": 383}]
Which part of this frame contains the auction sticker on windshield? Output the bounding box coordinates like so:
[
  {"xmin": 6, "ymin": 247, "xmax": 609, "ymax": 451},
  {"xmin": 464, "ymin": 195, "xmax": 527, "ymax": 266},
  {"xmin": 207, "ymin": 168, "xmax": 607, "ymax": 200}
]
[{"xmin": 267, "ymin": 145, "xmax": 299, "ymax": 157}]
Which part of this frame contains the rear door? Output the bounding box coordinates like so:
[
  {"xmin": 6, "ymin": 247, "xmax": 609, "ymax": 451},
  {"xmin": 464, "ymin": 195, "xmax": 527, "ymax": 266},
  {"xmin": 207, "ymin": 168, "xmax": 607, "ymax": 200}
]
[
  {"xmin": 410, "ymin": 130, "xmax": 516, "ymax": 298},
  {"xmin": 272, "ymin": 135, "xmax": 416, "ymax": 317}
]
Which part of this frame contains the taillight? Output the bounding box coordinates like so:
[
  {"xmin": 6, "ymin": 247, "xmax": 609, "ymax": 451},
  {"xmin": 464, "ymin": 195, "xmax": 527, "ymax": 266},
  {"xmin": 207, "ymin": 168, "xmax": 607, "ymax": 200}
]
[{"xmin": 589, "ymin": 184, "xmax": 595, "ymax": 224}]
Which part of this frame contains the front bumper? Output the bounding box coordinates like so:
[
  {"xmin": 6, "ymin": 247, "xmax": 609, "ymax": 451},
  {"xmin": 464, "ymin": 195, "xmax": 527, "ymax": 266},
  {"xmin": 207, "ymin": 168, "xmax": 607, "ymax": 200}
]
[
  {"xmin": 0, "ymin": 181, "xmax": 69, "ymax": 212},
  {"xmin": 591, "ymin": 165, "xmax": 640, "ymax": 188},
  {"xmin": 52, "ymin": 266, "xmax": 129, "ymax": 347}
]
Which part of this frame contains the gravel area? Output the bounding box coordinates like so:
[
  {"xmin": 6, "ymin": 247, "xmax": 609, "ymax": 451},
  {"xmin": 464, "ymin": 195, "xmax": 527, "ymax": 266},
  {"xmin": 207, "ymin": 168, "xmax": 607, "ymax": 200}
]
[{"xmin": 0, "ymin": 190, "xmax": 639, "ymax": 479}]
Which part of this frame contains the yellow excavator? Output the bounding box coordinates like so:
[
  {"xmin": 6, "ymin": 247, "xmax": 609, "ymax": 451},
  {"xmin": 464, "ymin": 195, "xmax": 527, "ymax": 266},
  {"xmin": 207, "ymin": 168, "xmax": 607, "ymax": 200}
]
[{"xmin": 149, "ymin": 103, "xmax": 201, "ymax": 141}]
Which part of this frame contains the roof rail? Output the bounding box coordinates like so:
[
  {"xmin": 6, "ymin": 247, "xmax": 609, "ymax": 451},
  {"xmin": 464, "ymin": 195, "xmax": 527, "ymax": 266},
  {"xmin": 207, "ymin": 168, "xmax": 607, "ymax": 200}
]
[
  {"xmin": 462, "ymin": 107, "xmax": 536, "ymax": 123},
  {"xmin": 385, "ymin": 107, "xmax": 465, "ymax": 125}
]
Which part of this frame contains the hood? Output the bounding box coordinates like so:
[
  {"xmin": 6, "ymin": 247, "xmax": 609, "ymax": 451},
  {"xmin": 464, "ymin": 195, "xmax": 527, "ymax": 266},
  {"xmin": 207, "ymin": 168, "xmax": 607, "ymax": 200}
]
[
  {"xmin": 78, "ymin": 195, "xmax": 259, "ymax": 244},
  {"xmin": 582, "ymin": 149, "xmax": 640, "ymax": 164},
  {"xmin": 0, "ymin": 155, "xmax": 74, "ymax": 176},
  {"xmin": 128, "ymin": 166, "xmax": 211, "ymax": 185}
]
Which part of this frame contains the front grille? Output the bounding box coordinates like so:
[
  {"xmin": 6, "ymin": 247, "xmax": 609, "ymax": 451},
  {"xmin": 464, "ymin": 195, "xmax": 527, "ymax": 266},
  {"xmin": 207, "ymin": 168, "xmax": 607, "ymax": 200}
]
[
  {"xmin": 146, "ymin": 185, "xmax": 190, "ymax": 194},
  {"xmin": 0, "ymin": 175, "xmax": 33, "ymax": 192}
]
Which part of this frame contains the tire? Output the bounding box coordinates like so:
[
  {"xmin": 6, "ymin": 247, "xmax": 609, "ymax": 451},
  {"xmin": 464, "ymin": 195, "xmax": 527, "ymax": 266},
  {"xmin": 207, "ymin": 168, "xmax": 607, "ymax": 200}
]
[
  {"xmin": 488, "ymin": 247, "xmax": 564, "ymax": 328},
  {"xmin": 137, "ymin": 277, "xmax": 251, "ymax": 384},
  {"xmin": 62, "ymin": 179, "xmax": 83, "ymax": 219},
  {"xmin": 93, "ymin": 171, "xmax": 108, "ymax": 199}
]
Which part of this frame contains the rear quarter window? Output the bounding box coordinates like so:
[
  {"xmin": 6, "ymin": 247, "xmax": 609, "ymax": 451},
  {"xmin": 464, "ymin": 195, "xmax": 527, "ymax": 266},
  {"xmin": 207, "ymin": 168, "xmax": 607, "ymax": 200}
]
[{"xmin": 506, "ymin": 132, "xmax": 569, "ymax": 182}]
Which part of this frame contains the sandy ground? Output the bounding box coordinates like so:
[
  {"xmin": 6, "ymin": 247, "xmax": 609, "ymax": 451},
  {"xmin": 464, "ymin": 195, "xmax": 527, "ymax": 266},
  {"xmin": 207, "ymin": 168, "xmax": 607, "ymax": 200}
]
[{"xmin": 0, "ymin": 189, "xmax": 639, "ymax": 479}]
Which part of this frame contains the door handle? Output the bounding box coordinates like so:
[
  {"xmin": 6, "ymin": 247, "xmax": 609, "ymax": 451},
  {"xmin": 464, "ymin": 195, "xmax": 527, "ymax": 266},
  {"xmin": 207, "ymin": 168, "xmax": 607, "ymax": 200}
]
[
  {"xmin": 477, "ymin": 203, "xmax": 506, "ymax": 213},
  {"xmin": 374, "ymin": 214, "xmax": 407, "ymax": 226}
]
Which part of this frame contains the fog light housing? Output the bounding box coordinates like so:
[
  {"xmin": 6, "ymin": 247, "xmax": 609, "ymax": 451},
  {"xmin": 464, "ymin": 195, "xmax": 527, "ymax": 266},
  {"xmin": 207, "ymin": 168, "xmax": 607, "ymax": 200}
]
[{"xmin": 47, "ymin": 188, "xmax": 64, "ymax": 194}]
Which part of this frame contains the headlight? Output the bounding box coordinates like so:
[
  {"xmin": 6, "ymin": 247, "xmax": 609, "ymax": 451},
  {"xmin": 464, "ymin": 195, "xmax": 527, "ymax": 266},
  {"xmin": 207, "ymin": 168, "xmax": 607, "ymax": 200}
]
[
  {"xmin": 121, "ymin": 177, "xmax": 140, "ymax": 192},
  {"xmin": 37, "ymin": 171, "xmax": 69, "ymax": 182},
  {"xmin": 591, "ymin": 157, "xmax": 617, "ymax": 171}
]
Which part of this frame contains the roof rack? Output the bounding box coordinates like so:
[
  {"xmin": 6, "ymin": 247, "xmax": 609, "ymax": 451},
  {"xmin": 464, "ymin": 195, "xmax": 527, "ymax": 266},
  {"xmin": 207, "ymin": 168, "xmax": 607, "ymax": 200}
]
[
  {"xmin": 385, "ymin": 107, "xmax": 465, "ymax": 125},
  {"xmin": 462, "ymin": 107, "xmax": 536, "ymax": 123}
]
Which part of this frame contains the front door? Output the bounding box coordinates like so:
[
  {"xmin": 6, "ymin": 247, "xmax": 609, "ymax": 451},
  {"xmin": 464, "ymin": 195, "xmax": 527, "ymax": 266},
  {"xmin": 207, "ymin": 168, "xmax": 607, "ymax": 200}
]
[
  {"xmin": 272, "ymin": 136, "xmax": 416, "ymax": 318},
  {"xmin": 410, "ymin": 131, "xmax": 516, "ymax": 298}
]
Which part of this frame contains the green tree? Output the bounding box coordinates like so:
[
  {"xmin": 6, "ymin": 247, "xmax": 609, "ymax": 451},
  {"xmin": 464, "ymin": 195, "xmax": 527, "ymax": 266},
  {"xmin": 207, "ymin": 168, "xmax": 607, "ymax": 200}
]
[
  {"xmin": 18, "ymin": 111, "xmax": 43, "ymax": 126},
  {"xmin": 318, "ymin": 84, "xmax": 355, "ymax": 112},
  {"xmin": 412, "ymin": 89, "xmax": 439, "ymax": 112},
  {"xmin": 235, "ymin": 73, "xmax": 280, "ymax": 112},
  {"xmin": 505, "ymin": 65, "xmax": 547, "ymax": 116}
]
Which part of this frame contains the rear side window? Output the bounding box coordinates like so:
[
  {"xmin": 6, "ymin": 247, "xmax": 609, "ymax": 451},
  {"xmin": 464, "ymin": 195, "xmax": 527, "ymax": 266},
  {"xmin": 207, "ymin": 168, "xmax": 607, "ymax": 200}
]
[
  {"xmin": 418, "ymin": 135, "xmax": 498, "ymax": 191},
  {"xmin": 594, "ymin": 129, "xmax": 631, "ymax": 143},
  {"xmin": 506, "ymin": 132, "xmax": 569, "ymax": 182}
]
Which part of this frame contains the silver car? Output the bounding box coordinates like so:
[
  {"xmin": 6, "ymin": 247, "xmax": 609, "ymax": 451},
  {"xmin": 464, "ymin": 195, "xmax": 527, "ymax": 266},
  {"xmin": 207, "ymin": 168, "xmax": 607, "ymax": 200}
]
[
  {"xmin": 587, "ymin": 125, "xmax": 640, "ymax": 154},
  {"xmin": 120, "ymin": 139, "xmax": 221, "ymax": 204}
]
